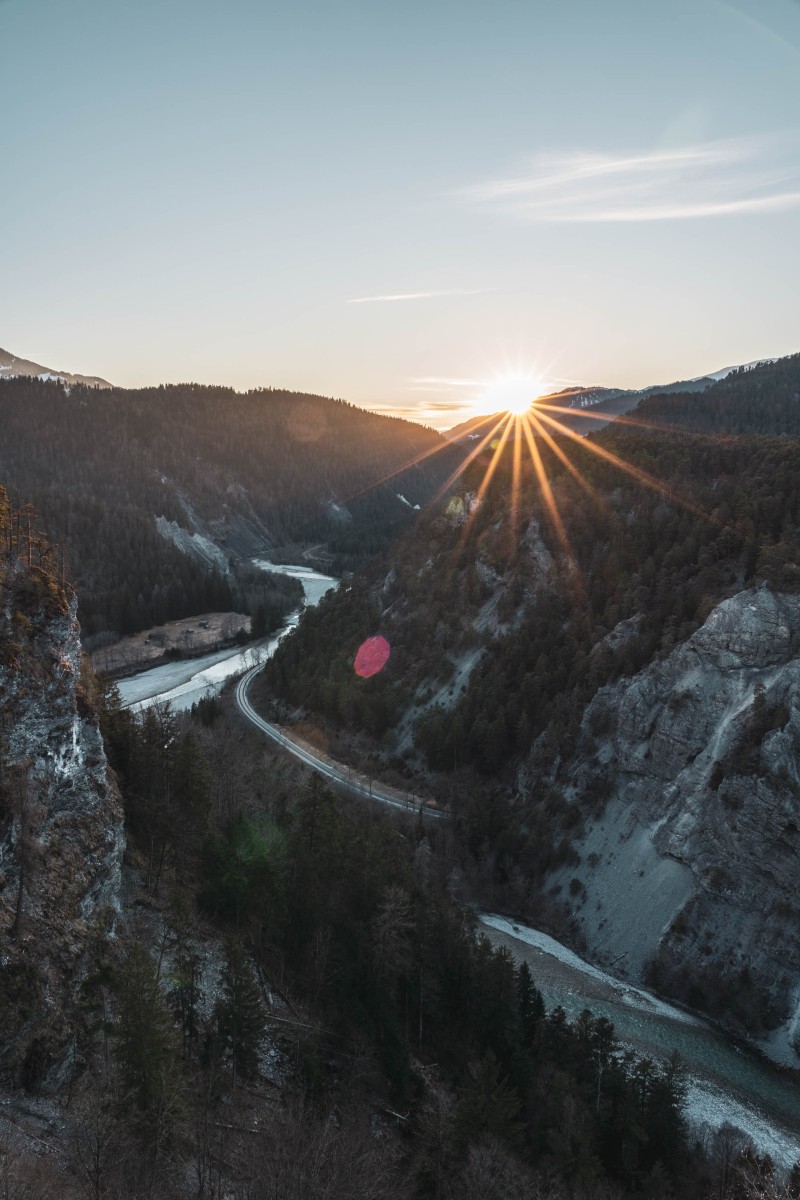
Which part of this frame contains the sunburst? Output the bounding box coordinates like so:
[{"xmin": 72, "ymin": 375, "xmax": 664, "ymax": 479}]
[
  {"xmin": 477, "ymin": 373, "xmax": 545, "ymax": 417},
  {"xmin": 439, "ymin": 390, "xmax": 712, "ymax": 566},
  {"xmin": 309, "ymin": 369, "xmax": 709, "ymax": 563}
]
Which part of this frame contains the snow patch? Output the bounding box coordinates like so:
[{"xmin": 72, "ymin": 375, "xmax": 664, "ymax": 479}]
[
  {"xmin": 121, "ymin": 560, "xmax": 336, "ymax": 711},
  {"xmin": 482, "ymin": 915, "xmax": 800, "ymax": 1168},
  {"xmin": 685, "ymin": 1076, "xmax": 800, "ymax": 1170},
  {"xmin": 705, "ymin": 358, "xmax": 779, "ymax": 382},
  {"xmin": 480, "ymin": 914, "xmax": 701, "ymax": 1026},
  {"xmin": 325, "ymin": 500, "xmax": 352, "ymax": 523}
]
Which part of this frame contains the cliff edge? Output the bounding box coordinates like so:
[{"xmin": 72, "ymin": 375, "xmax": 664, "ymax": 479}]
[
  {"xmin": 0, "ymin": 496, "xmax": 124, "ymax": 1087},
  {"xmin": 552, "ymin": 587, "xmax": 800, "ymax": 1062}
]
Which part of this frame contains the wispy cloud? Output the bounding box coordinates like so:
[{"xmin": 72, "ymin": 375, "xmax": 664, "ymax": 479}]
[
  {"xmin": 408, "ymin": 376, "xmax": 484, "ymax": 391},
  {"xmin": 456, "ymin": 136, "xmax": 800, "ymax": 223},
  {"xmin": 348, "ymin": 289, "xmax": 488, "ymax": 304},
  {"xmin": 368, "ymin": 397, "xmax": 477, "ymax": 430},
  {"xmin": 372, "ymin": 399, "xmax": 472, "ymax": 415}
]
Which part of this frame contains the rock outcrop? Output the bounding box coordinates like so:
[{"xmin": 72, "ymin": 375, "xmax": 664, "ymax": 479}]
[
  {"xmin": 551, "ymin": 587, "xmax": 800, "ymax": 1060},
  {"xmin": 0, "ymin": 552, "xmax": 124, "ymax": 1087}
]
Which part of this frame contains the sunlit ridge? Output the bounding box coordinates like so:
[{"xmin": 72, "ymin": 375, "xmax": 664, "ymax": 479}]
[
  {"xmin": 448, "ymin": 399, "xmax": 713, "ymax": 567},
  {"xmin": 309, "ymin": 380, "xmax": 712, "ymax": 561}
]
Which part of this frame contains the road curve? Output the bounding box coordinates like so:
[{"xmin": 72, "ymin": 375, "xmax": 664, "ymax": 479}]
[{"xmin": 235, "ymin": 665, "xmax": 447, "ymax": 821}]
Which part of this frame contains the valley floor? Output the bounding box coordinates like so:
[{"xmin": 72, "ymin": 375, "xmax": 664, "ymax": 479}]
[{"xmin": 90, "ymin": 610, "xmax": 250, "ymax": 676}]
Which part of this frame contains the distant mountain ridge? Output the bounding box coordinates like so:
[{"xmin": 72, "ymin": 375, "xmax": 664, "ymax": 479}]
[
  {"xmin": 0, "ymin": 345, "xmax": 111, "ymax": 388},
  {"xmin": 445, "ymin": 358, "xmax": 779, "ymax": 441},
  {"xmin": 702, "ymin": 357, "xmax": 778, "ymax": 382}
]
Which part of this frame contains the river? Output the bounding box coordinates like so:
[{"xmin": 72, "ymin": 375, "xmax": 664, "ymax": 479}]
[
  {"xmin": 116, "ymin": 563, "xmax": 800, "ymax": 1166},
  {"xmin": 117, "ymin": 559, "xmax": 337, "ymax": 712},
  {"xmin": 481, "ymin": 915, "xmax": 800, "ymax": 1168}
]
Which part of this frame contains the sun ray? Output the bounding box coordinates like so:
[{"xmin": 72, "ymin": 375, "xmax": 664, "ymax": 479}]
[
  {"xmin": 535, "ymin": 400, "xmax": 722, "ymax": 440},
  {"xmin": 537, "ymin": 401, "xmax": 659, "ymax": 428},
  {"xmin": 337, "ymin": 428, "xmax": 468, "ymax": 508},
  {"xmin": 430, "ymin": 412, "xmax": 512, "ymax": 507},
  {"xmin": 455, "ymin": 413, "xmax": 516, "ymax": 547},
  {"xmin": 519, "ymin": 414, "xmax": 571, "ymax": 554},
  {"xmin": 474, "ymin": 414, "xmax": 515, "ymax": 502},
  {"xmin": 509, "ymin": 414, "xmax": 523, "ymax": 543},
  {"xmin": 532, "ymin": 406, "xmax": 710, "ymax": 522},
  {"xmin": 527, "ymin": 409, "xmax": 613, "ymax": 517}
]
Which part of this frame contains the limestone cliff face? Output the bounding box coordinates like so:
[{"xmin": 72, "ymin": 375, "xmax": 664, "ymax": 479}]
[
  {"xmin": 550, "ymin": 587, "xmax": 800, "ymax": 1060},
  {"xmin": 0, "ymin": 560, "xmax": 124, "ymax": 1086}
]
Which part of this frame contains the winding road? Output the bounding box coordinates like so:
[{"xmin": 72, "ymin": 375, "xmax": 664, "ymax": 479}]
[
  {"xmin": 235, "ymin": 664, "xmax": 447, "ymax": 820},
  {"xmin": 118, "ymin": 565, "xmax": 800, "ymax": 1160}
]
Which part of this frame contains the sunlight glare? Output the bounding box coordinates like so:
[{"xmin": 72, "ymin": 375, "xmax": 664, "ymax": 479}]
[{"xmin": 480, "ymin": 374, "xmax": 544, "ymax": 416}]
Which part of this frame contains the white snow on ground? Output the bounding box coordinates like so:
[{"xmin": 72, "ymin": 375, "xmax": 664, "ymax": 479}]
[
  {"xmin": 480, "ymin": 915, "xmax": 701, "ymax": 1026},
  {"xmin": 707, "ymin": 358, "xmax": 778, "ymax": 382},
  {"xmin": 395, "ymin": 493, "xmax": 421, "ymax": 510},
  {"xmin": 482, "ymin": 915, "xmax": 800, "ymax": 1167},
  {"xmin": 119, "ymin": 561, "xmax": 336, "ymax": 712},
  {"xmin": 689, "ymin": 359, "xmax": 779, "ymax": 383},
  {"xmin": 685, "ymin": 1077, "xmax": 800, "ymax": 1170},
  {"xmin": 119, "ymin": 627, "xmax": 295, "ymax": 712}
]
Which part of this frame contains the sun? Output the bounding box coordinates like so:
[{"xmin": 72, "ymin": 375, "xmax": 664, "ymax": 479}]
[{"xmin": 480, "ymin": 374, "xmax": 545, "ymax": 416}]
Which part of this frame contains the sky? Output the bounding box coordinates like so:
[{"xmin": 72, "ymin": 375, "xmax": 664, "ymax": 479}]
[{"xmin": 2, "ymin": 0, "xmax": 800, "ymax": 429}]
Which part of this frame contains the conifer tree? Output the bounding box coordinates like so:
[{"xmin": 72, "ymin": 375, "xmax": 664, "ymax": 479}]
[
  {"xmin": 114, "ymin": 942, "xmax": 181, "ymax": 1145},
  {"xmin": 455, "ymin": 1049, "xmax": 524, "ymax": 1150},
  {"xmin": 517, "ymin": 962, "xmax": 545, "ymax": 1050},
  {"xmin": 214, "ymin": 938, "xmax": 265, "ymax": 1089}
]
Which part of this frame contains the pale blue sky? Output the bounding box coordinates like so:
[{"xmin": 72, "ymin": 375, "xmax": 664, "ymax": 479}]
[{"xmin": 2, "ymin": 0, "xmax": 799, "ymax": 427}]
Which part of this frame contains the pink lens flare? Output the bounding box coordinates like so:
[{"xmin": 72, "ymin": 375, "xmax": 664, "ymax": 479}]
[{"xmin": 354, "ymin": 635, "xmax": 391, "ymax": 678}]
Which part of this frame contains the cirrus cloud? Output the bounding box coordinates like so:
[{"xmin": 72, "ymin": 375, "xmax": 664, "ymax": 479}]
[
  {"xmin": 456, "ymin": 135, "xmax": 800, "ymax": 223},
  {"xmin": 348, "ymin": 288, "xmax": 489, "ymax": 304}
]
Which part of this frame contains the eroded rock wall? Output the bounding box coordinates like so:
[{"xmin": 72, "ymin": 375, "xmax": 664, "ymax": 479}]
[
  {"xmin": 0, "ymin": 565, "xmax": 124, "ymax": 1086},
  {"xmin": 548, "ymin": 588, "xmax": 800, "ymax": 1059}
]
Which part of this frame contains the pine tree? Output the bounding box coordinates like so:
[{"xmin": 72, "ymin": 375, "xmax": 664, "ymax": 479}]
[
  {"xmin": 169, "ymin": 943, "xmax": 204, "ymax": 1059},
  {"xmin": 455, "ymin": 1049, "xmax": 524, "ymax": 1150},
  {"xmin": 517, "ymin": 962, "xmax": 545, "ymax": 1050},
  {"xmin": 114, "ymin": 942, "xmax": 181, "ymax": 1144},
  {"xmin": 214, "ymin": 938, "xmax": 265, "ymax": 1089}
]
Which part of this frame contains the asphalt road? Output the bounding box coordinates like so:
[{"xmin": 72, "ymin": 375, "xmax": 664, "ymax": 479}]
[{"xmin": 235, "ymin": 665, "xmax": 447, "ymax": 821}]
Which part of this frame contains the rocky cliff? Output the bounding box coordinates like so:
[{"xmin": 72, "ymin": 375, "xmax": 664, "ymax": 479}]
[
  {"xmin": 549, "ymin": 587, "xmax": 800, "ymax": 1061},
  {"xmin": 0, "ymin": 548, "xmax": 124, "ymax": 1087}
]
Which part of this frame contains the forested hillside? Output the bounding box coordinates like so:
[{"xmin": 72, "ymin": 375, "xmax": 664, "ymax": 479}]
[
  {"xmin": 636, "ymin": 355, "xmax": 800, "ymax": 435},
  {"xmin": 1, "ymin": 485, "xmax": 797, "ymax": 1199},
  {"xmin": 0, "ymin": 343, "xmax": 111, "ymax": 388},
  {"xmin": 79, "ymin": 692, "xmax": 696, "ymax": 1198},
  {"xmin": 258, "ymin": 355, "xmax": 800, "ymax": 1039},
  {"xmin": 0, "ymin": 377, "xmax": 463, "ymax": 636},
  {"xmin": 264, "ymin": 354, "xmax": 800, "ymax": 774}
]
